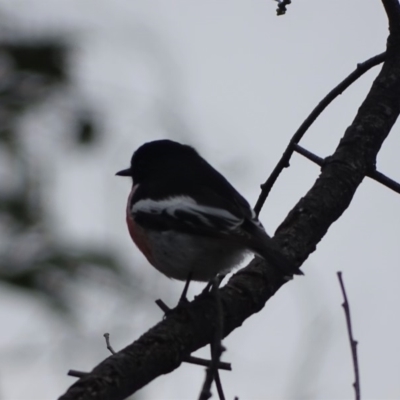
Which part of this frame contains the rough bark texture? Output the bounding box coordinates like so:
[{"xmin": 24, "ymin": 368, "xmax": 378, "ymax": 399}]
[{"xmin": 59, "ymin": 1, "xmax": 400, "ymax": 399}]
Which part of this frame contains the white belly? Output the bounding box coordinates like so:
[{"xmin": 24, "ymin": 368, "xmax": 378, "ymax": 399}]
[{"xmin": 147, "ymin": 231, "xmax": 248, "ymax": 281}]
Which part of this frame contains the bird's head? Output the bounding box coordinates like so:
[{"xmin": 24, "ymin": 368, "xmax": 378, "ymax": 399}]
[{"xmin": 116, "ymin": 139, "xmax": 200, "ymax": 184}]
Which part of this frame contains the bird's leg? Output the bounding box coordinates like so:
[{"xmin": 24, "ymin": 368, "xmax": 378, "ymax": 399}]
[
  {"xmin": 155, "ymin": 271, "xmax": 193, "ymax": 313},
  {"xmin": 178, "ymin": 271, "xmax": 193, "ymax": 305},
  {"xmin": 201, "ymin": 273, "xmax": 226, "ymax": 296},
  {"xmin": 157, "ymin": 273, "xmax": 226, "ymax": 312}
]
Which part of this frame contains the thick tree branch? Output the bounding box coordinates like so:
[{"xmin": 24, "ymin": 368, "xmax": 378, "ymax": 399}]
[
  {"xmin": 59, "ymin": 5, "xmax": 400, "ymax": 400},
  {"xmin": 382, "ymin": 0, "xmax": 400, "ymax": 35}
]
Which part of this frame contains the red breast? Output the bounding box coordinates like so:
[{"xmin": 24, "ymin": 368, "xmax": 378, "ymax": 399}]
[{"xmin": 126, "ymin": 185, "xmax": 156, "ymax": 266}]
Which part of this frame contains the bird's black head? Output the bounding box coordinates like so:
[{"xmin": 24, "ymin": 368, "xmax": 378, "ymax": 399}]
[{"xmin": 116, "ymin": 140, "xmax": 201, "ymax": 183}]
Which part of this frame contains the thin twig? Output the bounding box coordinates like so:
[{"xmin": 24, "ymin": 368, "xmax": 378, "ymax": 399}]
[
  {"xmin": 199, "ymin": 278, "xmax": 226, "ymax": 400},
  {"xmin": 68, "ymin": 370, "xmax": 88, "ymax": 378},
  {"xmin": 210, "ymin": 278, "xmax": 226, "ymax": 400},
  {"xmin": 212, "ymin": 347, "xmax": 226, "ymax": 400},
  {"xmin": 294, "ymin": 144, "xmax": 400, "ymax": 195},
  {"xmin": 293, "ymin": 144, "xmax": 323, "ymax": 166},
  {"xmin": 183, "ymin": 355, "xmax": 231, "ymax": 371},
  {"xmin": 368, "ymin": 169, "xmax": 400, "ymax": 195},
  {"xmin": 155, "ymin": 299, "xmax": 171, "ymax": 313},
  {"xmin": 103, "ymin": 333, "xmax": 116, "ymax": 355},
  {"xmin": 254, "ymin": 52, "xmax": 386, "ymax": 215},
  {"xmin": 337, "ymin": 272, "xmax": 361, "ymax": 400},
  {"xmin": 199, "ymin": 358, "xmax": 216, "ymax": 399}
]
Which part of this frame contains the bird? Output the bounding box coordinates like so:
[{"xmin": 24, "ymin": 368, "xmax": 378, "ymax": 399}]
[{"xmin": 116, "ymin": 139, "xmax": 300, "ymax": 288}]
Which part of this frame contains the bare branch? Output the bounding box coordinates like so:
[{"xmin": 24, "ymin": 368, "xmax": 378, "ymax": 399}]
[
  {"xmin": 254, "ymin": 52, "xmax": 386, "ymax": 215},
  {"xmin": 337, "ymin": 272, "xmax": 360, "ymax": 400},
  {"xmin": 214, "ymin": 367, "xmax": 226, "ymax": 400},
  {"xmin": 294, "ymin": 144, "xmax": 400, "ymax": 196},
  {"xmin": 199, "ymin": 279, "xmax": 226, "ymax": 400},
  {"xmin": 103, "ymin": 333, "xmax": 116, "ymax": 355},
  {"xmin": 68, "ymin": 370, "xmax": 89, "ymax": 379},
  {"xmin": 199, "ymin": 345, "xmax": 226, "ymax": 400},
  {"xmin": 371, "ymin": 169, "xmax": 400, "ymax": 195},
  {"xmin": 184, "ymin": 356, "xmax": 231, "ymax": 371},
  {"xmin": 293, "ymin": 144, "xmax": 324, "ymax": 166},
  {"xmin": 155, "ymin": 298, "xmax": 171, "ymax": 313}
]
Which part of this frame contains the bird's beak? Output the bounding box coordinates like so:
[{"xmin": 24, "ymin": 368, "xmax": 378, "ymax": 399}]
[{"xmin": 115, "ymin": 167, "xmax": 132, "ymax": 177}]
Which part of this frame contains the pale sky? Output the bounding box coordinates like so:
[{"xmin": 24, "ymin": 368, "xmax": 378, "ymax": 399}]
[{"xmin": 0, "ymin": 1, "xmax": 399, "ymax": 399}]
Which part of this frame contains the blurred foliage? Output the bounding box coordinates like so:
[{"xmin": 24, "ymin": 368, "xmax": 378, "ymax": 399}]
[
  {"xmin": 0, "ymin": 37, "xmax": 125, "ymax": 313},
  {"xmin": 75, "ymin": 113, "xmax": 97, "ymax": 145}
]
